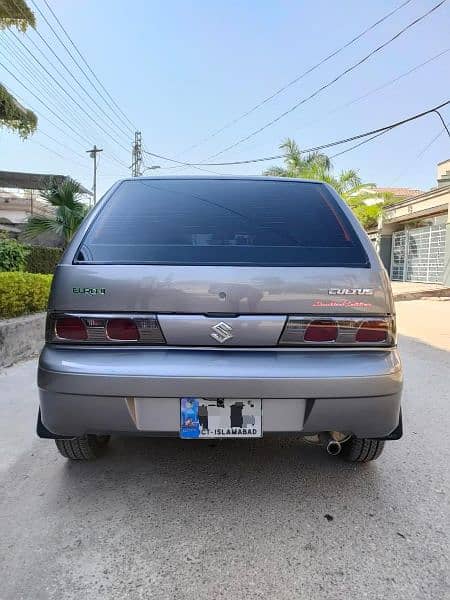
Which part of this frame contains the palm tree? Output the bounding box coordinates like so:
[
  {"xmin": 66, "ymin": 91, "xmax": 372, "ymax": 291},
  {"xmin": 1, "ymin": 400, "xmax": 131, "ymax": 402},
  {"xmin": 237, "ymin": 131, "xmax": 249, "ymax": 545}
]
[
  {"xmin": 264, "ymin": 139, "xmax": 332, "ymax": 179},
  {"xmin": 23, "ymin": 179, "xmax": 89, "ymax": 247},
  {"xmin": 264, "ymin": 138, "xmax": 389, "ymax": 229}
]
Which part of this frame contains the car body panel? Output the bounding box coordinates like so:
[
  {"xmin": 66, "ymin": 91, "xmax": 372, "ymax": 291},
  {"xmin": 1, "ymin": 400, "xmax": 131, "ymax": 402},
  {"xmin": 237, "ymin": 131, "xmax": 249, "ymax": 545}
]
[{"xmin": 48, "ymin": 264, "xmax": 391, "ymax": 316}]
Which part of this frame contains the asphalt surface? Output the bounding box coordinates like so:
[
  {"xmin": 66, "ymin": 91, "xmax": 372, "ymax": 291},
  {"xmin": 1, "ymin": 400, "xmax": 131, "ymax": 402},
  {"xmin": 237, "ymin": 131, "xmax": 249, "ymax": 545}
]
[{"xmin": 1, "ymin": 301, "xmax": 449, "ymax": 600}]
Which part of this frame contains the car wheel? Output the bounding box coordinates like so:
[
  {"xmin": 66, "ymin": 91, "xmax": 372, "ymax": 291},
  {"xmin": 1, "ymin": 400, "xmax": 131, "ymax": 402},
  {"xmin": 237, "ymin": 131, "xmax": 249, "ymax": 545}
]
[
  {"xmin": 342, "ymin": 437, "xmax": 385, "ymax": 463},
  {"xmin": 55, "ymin": 435, "xmax": 110, "ymax": 460}
]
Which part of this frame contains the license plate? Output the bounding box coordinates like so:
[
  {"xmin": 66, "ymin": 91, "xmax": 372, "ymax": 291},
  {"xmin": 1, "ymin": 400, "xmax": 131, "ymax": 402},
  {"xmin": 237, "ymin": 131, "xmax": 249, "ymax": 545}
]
[{"xmin": 180, "ymin": 398, "xmax": 262, "ymax": 439}]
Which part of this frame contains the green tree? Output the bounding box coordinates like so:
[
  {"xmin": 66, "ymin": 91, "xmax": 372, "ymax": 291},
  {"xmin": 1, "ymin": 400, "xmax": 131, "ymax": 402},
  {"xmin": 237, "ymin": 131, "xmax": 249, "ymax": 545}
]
[
  {"xmin": 264, "ymin": 138, "xmax": 388, "ymax": 230},
  {"xmin": 23, "ymin": 179, "xmax": 89, "ymax": 247},
  {"xmin": 0, "ymin": 0, "xmax": 37, "ymax": 137}
]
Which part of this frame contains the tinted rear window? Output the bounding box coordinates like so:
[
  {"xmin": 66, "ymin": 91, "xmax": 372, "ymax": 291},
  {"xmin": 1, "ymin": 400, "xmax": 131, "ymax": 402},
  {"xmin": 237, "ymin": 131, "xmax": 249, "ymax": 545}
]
[{"xmin": 79, "ymin": 179, "xmax": 369, "ymax": 267}]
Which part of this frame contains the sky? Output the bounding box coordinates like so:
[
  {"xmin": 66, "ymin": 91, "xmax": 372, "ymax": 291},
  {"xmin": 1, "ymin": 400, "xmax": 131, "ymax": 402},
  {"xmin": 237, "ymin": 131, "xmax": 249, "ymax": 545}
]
[{"xmin": 0, "ymin": 0, "xmax": 449, "ymax": 197}]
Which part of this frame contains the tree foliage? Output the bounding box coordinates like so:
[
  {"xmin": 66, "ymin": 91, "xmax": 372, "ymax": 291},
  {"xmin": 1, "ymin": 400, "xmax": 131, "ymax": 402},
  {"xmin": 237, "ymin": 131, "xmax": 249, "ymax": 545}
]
[
  {"xmin": 0, "ymin": 83, "xmax": 37, "ymax": 137},
  {"xmin": 0, "ymin": 0, "xmax": 37, "ymax": 137},
  {"xmin": 23, "ymin": 179, "xmax": 89, "ymax": 247},
  {"xmin": 0, "ymin": 0, "xmax": 35, "ymax": 30},
  {"xmin": 264, "ymin": 138, "xmax": 387, "ymax": 230}
]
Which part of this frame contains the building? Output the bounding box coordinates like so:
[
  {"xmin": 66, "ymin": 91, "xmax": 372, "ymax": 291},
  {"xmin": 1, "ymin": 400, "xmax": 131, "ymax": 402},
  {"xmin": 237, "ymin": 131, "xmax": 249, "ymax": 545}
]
[
  {"xmin": 356, "ymin": 185, "xmax": 425, "ymax": 206},
  {"xmin": 372, "ymin": 159, "xmax": 450, "ymax": 285},
  {"xmin": 0, "ymin": 170, "xmax": 91, "ymax": 244}
]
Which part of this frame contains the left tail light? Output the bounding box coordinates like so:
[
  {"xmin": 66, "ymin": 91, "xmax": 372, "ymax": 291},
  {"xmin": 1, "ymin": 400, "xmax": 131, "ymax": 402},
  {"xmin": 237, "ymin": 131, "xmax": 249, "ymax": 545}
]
[{"xmin": 47, "ymin": 313, "xmax": 166, "ymax": 344}]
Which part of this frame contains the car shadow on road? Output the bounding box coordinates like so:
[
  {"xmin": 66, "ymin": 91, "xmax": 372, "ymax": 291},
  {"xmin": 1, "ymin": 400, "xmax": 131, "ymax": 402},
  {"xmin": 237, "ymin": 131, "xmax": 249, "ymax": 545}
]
[{"xmin": 49, "ymin": 435, "xmax": 391, "ymax": 520}]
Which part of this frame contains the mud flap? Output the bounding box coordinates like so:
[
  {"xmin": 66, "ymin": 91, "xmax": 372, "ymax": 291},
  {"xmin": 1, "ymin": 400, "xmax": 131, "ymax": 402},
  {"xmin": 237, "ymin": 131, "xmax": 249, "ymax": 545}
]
[
  {"xmin": 36, "ymin": 409, "xmax": 73, "ymax": 439},
  {"xmin": 369, "ymin": 409, "xmax": 403, "ymax": 441}
]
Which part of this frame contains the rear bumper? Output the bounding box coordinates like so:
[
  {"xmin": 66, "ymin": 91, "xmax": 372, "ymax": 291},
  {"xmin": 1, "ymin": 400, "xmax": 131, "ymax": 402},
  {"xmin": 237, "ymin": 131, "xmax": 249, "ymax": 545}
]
[{"xmin": 38, "ymin": 346, "xmax": 402, "ymax": 438}]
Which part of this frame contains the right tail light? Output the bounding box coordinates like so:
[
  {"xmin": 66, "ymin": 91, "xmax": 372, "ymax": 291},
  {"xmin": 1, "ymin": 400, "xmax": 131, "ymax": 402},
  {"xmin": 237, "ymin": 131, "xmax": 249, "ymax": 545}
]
[{"xmin": 279, "ymin": 316, "xmax": 395, "ymax": 347}]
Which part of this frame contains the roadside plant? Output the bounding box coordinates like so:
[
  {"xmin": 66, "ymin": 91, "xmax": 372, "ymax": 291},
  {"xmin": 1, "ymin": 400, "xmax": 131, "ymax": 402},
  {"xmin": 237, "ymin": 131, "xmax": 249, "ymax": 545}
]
[
  {"xmin": 0, "ymin": 235, "xmax": 30, "ymax": 272},
  {"xmin": 23, "ymin": 179, "xmax": 89, "ymax": 248},
  {"xmin": 0, "ymin": 272, "xmax": 52, "ymax": 318}
]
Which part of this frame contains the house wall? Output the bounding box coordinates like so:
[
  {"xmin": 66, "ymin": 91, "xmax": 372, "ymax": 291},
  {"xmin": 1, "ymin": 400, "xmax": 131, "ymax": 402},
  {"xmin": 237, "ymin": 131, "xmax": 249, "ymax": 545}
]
[{"xmin": 378, "ymin": 182, "xmax": 450, "ymax": 285}]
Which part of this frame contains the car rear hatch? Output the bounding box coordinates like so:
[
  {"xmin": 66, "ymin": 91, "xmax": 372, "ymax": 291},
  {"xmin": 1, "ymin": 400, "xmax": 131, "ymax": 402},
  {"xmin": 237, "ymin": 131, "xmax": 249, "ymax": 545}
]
[{"xmin": 49, "ymin": 177, "xmax": 394, "ymax": 348}]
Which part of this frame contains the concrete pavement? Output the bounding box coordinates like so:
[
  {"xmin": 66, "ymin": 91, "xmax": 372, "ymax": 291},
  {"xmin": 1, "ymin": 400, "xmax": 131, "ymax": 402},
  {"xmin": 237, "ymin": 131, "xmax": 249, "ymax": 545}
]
[
  {"xmin": 0, "ymin": 301, "xmax": 449, "ymax": 600},
  {"xmin": 391, "ymin": 281, "xmax": 450, "ymax": 301}
]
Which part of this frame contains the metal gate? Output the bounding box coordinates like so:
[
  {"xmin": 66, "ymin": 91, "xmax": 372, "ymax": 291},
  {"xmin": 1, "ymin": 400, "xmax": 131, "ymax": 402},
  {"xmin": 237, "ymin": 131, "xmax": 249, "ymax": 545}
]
[{"xmin": 390, "ymin": 225, "xmax": 446, "ymax": 283}]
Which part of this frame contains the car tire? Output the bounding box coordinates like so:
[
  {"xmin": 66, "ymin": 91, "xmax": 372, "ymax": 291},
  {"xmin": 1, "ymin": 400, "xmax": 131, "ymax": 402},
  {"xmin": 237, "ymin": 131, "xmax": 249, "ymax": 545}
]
[
  {"xmin": 55, "ymin": 435, "xmax": 110, "ymax": 460},
  {"xmin": 342, "ymin": 437, "xmax": 385, "ymax": 463}
]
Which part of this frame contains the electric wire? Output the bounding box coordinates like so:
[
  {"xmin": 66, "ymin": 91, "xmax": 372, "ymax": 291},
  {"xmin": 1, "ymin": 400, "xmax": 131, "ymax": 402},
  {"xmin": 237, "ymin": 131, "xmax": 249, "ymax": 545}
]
[
  {"xmin": 0, "ymin": 34, "xmax": 128, "ymax": 168},
  {"xmin": 143, "ymin": 101, "xmax": 450, "ymax": 167},
  {"xmin": 204, "ymin": 0, "xmax": 448, "ymax": 161},
  {"xmin": 6, "ymin": 27, "xmax": 131, "ymax": 153},
  {"xmin": 30, "ymin": 0, "xmax": 134, "ymax": 139},
  {"xmin": 40, "ymin": 0, "xmax": 137, "ymax": 132},
  {"xmin": 390, "ymin": 120, "xmax": 449, "ymax": 183},
  {"xmin": 294, "ymin": 48, "xmax": 450, "ymax": 137},
  {"xmin": 0, "ymin": 37, "xmax": 101, "ymax": 145},
  {"xmin": 7, "ymin": 0, "xmax": 132, "ymax": 151},
  {"xmin": 0, "ymin": 59, "xmax": 128, "ymax": 170},
  {"xmin": 174, "ymin": 0, "xmax": 416, "ymax": 157}
]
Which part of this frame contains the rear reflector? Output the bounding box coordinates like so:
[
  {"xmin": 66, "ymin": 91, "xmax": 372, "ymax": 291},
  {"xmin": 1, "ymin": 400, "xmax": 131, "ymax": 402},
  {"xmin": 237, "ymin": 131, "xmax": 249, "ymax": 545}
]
[
  {"xmin": 106, "ymin": 318, "xmax": 139, "ymax": 341},
  {"xmin": 356, "ymin": 320, "xmax": 388, "ymax": 343},
  {"xmin": 304, "ymin": 320, "xmax": 338, "ymax": 342},
  {"xmin": 55, "ymin": 316, "xmax": 87, "ymax": 340}
]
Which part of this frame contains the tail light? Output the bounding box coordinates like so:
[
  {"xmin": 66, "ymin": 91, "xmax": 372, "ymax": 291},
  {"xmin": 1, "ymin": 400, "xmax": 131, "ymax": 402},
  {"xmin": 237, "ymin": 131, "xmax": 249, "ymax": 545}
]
[
  {"xmin": 355, "ymin": 320, "xmax": 388, "ymax": 343},
  {"xmin": 280, "ymin": 316, "xmax": 395, "ymax": 347},
  {"xmin": 304, "ymin": 320, "xmax": 338, "ymax": 342},
  {"xmin": 106, "ymin": 318, "xmax": 139, "ymax": 341},
  {"xmin": 55, "ymin": 316, "xmax": 88, "ymax": 340},
  {"xmin": 47, "ymin": 313, "xmax": 165, "ymax": 344}
]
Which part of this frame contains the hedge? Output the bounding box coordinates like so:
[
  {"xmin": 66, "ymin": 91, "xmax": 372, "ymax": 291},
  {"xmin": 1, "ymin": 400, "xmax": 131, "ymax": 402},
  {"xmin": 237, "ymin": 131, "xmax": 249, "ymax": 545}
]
[
  {"xmin": 25, "ymin": 245, "xmax": 63, "ymax": 274},
  {"xmin": 0, "ymin": 237, "xmax": 29, "ymax": 272},
  {"xmin": 0, "ymin": 272, "xmax": 53, "ymax": 319}
]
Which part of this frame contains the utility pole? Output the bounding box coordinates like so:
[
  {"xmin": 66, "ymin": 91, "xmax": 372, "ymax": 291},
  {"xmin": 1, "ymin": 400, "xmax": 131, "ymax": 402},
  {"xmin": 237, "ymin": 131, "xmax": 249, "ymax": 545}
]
[
  {"xmin": 131, "ymin": 131, "xmax": 143, "ymax": 177},
  {"xmin": 86, "ymin": 145, "xmax": 103, "ymax": 204}
]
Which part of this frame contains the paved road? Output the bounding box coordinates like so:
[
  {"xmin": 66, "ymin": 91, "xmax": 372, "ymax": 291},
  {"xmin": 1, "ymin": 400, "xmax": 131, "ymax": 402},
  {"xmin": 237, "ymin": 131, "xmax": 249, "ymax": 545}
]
[{"xmin": 1, "ymin": 301, "xmax": 449, "ymax": 600}]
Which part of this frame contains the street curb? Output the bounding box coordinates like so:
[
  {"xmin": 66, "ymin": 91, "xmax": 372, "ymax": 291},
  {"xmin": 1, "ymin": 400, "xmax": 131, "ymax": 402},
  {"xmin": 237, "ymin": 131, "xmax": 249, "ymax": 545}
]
[
  {"xmin": 394, "ymin": 287, "xmax": 450, "ymax": 301},
  {"xmin": 0, "ymin": 312, "xmax": 46, "ymax": 368}
]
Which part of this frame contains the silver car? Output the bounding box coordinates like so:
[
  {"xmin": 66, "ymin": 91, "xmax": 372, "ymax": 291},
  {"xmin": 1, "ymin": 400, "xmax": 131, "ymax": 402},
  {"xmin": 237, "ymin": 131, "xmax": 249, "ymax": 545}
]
[{"xmin": 37, "ymin": 176, "xmax": 403, "ymax": 462}]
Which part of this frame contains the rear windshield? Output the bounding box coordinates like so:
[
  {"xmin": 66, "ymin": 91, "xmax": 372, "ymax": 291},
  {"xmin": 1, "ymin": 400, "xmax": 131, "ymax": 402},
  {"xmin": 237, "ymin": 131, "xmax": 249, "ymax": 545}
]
[{"xmin": 78, "ymin": 179, "xmax": 369, "ymax": 267}]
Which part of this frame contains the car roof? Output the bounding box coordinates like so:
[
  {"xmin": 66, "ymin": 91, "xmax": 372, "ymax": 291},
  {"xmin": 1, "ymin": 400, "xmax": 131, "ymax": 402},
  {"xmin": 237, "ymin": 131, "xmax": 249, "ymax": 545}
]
[{"xmin": 115, "ymin": 175, "xmax": 326, "ymax": 185}]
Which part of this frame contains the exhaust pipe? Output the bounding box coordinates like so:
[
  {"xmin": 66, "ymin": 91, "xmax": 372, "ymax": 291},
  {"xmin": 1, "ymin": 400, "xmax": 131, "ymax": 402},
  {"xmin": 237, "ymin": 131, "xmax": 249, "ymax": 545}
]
[{"xmin": 326, "ymin": 440, "xmax": 342, "ymax": 456}]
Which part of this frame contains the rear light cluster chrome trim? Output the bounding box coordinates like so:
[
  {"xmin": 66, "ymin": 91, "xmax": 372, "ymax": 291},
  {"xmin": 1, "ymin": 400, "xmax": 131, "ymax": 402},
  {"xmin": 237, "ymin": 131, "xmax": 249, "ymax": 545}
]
[
  {"xmin": 46, "ymin": 313, "xmax": 166, "ymax": 345},
  {"xmin": 279, "ymin": 316, "xmax": 395, "ymax": 347}
]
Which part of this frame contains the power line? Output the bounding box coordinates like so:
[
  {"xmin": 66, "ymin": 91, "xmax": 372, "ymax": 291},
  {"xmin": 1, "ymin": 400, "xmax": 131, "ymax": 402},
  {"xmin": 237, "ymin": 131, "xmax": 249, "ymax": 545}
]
[
  {"xmin": 0, "ymin": 36, "xmax": 101, "ymax": 146},
  {"xmin": 30, "ymin": 0, "xmax": 134, "ymax": 139},
  {"xmin": 205, "ymin": 0, "xmax": 448, "ymax": 161},
  {"xmin": 0, "ymin": 59, "xmax": 128, "ymax": 170},
  {"xmin": 6, "ymin": 28, "xmax": 131, "ymax": 153},
  {"xmin": 3, "ymin": 30, "xmax": 130, "ymax": 156},
  {"xmin": 6, "ymin": 0, "xmax": 132, "ymax": 151},
  {"xmin": 40, "ymin": 0, "xmax": 137, "ymax": 133},
  {"xmin": 390, "ymin": 121, "xmax": 449, "ymax": 184},
  {"xmin": 162, "ymin": 46, "xmax": 450, "ymax": 175},
  {"xmin": 143, "ymin": 100, "xmax": 450, "ymax": 167},
  {"xmin": 294, "ymin": 47, "xmax": 450, "ymax": 136},
  {"xmin": 329, "ymin": 129, "xmax": 394, "ymax": 159},
  {"xmin": 0, "ymin": 35, "xmax": 128, "ymax": 169},
  {"xmin": 433, "ymin": 110, "xmax": 450, "ymax": 138},
  {"xmin": 174, "ymin": 0, "xmax": 415, "ymax": 157},
  {"xmin": 9, "ymin": 85, "xmax": 123, "ymax": 173}
]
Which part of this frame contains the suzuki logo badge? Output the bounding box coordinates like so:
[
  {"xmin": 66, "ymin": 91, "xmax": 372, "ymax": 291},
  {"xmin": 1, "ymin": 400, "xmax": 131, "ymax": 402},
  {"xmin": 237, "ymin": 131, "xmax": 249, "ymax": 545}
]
[{"xmin": 211, "ymin": 321, "xmax": 233, "ymax": 343}]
